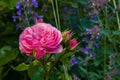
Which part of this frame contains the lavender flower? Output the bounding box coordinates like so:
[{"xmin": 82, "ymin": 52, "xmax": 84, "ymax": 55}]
[
  {"xmin": 91, "ymin": 16, "xmax": 98, "ymax": 21},
  {"xmin": 32, "ymin": 0, "xmax": 38, "ymax": 8},
  {"xmin": 71, "ymin": 55, "xmax": 77, "ymax": 66},
  {"xmin": 86, "ymin": 28, "xmax": 91, "ymax": 34},
  {"xmin": 16, "ymin": 2, "xmax": 22, "ymax": 16},
  {"xmin": 17, "ymin": 9, "xmax": 22, "ymax": 15},
  {"xmin": 13, "ymin": 0, "xmax": 41, "ymax": 29},
  {"xmin": 94, "ymin": 42, "xmax": 99, "ymax": 48},
  {"xmin": 16, "ymin": 2, "xmax": 22, "ymax": 10},
  {"xmin": 12, "ymin": 16, "xmax": 18, "ymax": 22},
  {"xmin": 83, "ymin": 48, "xmax": 89, "ymax": 54}
]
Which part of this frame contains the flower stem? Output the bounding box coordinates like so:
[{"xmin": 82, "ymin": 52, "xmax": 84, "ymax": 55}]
[
  {"xmin": 51, "ymin": 0, "xmax": 59, "ymax": 29},
  {"xmin": 113, "ymin": 0, "xmax": 120, "ymax": 30},
  {"xmin": 55, "ymin": 0, "xmax": 61, "ymax": 30},
  {"xmin": 48, "ymin": 49, "xmax": 66, "ymax": 74},
  {"xmin": 46, "ymin": 54, "xmax": 53, "ymax": 62},
  {"xmin": 104, "ymin": 6, "xmax": 108, "ymax": 80},
  {"xmin": 23, "ymin": 5, "xmax": 30, "ymax": 27}
]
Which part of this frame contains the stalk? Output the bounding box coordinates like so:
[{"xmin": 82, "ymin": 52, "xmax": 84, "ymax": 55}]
[
  {"xmin": 104, "ymin": 6, "xmax": 108, "ymax": 80},
  {"xmin": 51, "ymin": 0, "xmax": 59, "ymax": 29},
  {"xmin": 23, "ymin": 5, "xmax": 30, "ymax": 27},
  {"xmin": 55, "ymin": 0, "xmax": 61, "ymax": 30},
  {"xmin": 113, "ymin": 0, "xmax": 120, "ymax": 30}
]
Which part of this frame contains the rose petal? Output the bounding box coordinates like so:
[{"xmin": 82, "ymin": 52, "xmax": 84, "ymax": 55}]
[
  {"xmin": 69, "ymin": 39, "xmax": 78, "ymax": 50},
  {"xmin": 46, "ymin": 45, "xmax": 63, "ymax": 54},
  {"xmin": 35, "ymin": 48, "xmax": 46, "ymax": 59}
]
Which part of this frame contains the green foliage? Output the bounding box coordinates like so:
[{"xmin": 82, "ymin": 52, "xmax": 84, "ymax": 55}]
[
  {"xmin": 63, "ymin": 64, "xmax": 72, "ymax": 80},
  {"xmin": 28, "ymin": 60, "xmax": 44, "ymax": 80},
  {"xmin": 0, "ymin": 0, "xmax": 18, "ymax": 9},
  {"xmin": 0, "ymin": 0, "xmax": 120, "ymax": 80},
  {"xmin": 0, "ymin": 46, "xmax": 19, "ymax": 66},
  {"xmin": 11, "ymin": 63, "xmax": 29, "ymax": 71}
]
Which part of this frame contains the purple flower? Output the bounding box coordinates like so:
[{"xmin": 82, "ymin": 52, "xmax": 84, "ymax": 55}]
[
  {"xmin": 86, "ymin": 28, "xmax": 91, "ymax": 34},
  {"xmin": 96, "ymin": 33, "xmax": 100, "ymax": 39},
  {"xmin": 16, "ymin": 2, "xmax": 22, "ymax": 15},
  {"xmin": 12, "ymin": 16, "xmax": 18, "ymax": 22},
  {"xmin": 71, "ymin": 57, "xmax": 77, "ymax": 66},
  {"xmin": 94, "ymin": 42, "xmax": 99, "ymax": 48},
  {"xmin": 16, "ymin": 2, "xmax": 22, "ymax": 10},
  {"xmin": 38, "ymin": 16, "xmax": 44, "ymax": 19},
  {"xmin": 83, "ymin": 48, "xmax": 89, "ymax": 54},
  {"xmin": 91, "ymin": 16, "xmax": 98, "ymax": 21},
  {"xmin": 32, "ymin": 0, "xmax": 38, "ymax": 8},
  {"xmin": 17, "ymin": 9, "xmax": 22, "ymax": 15}
]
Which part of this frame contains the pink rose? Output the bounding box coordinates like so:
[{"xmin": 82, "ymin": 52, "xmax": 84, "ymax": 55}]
[
  {"xmin": 19, "ymin": 23, "xmax": 63, "ymax": 59},
  {"xmin": 69, "ymin": 39, "xmax": 78, "ymax": 50}
]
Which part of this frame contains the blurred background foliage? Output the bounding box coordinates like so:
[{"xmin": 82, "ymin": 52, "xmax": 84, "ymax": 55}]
[{"xmin": 0, "ymin": 0, "xmax": 120, "ymax": 80}]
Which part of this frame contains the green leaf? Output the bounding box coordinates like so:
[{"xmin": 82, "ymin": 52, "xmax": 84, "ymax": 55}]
[
  {"xmin": 28, "ymin": 60, "xmax": 44, "ymax": 80},
  {"xmin": 1, "ymin": 0, "xmax": 18, "ymax": 9},
  {"xmin": 94, "ymin": 61, "xmax": 99, "ymax": 67},
  {"xmin": 0, "ymin": 46, "xmax": 19, "ymax": 66},
  {"xmin": 62, "ymin": 51, "xmax": 75, "ymax": 59},
  {"xmin": 60, "ymin": 58, "xmax": 72, "ymax": 66},
  {"xmin": 72, "ymin": 3, "xmax": 78, "ymax": 8},
  {"xmin": 63, "ymin": 64, "xmax": 72, "ymax": 80},
  {"xmin": 79, "ymin": 67, "xmax": 87, "ymax": 74},
  {"xmin": 88, "ymin": 72, "xmax": 100, "ymax": 80},
  {"xmin": 11, "ymin": 63, "xmax": 29, "ymax": 71},
  {"xmin": 101, "ymin": 29, "xmax": 110, "ymax": 37}
]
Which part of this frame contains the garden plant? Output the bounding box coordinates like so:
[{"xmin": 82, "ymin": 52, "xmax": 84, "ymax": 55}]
[{"xmin": 0, "ymin": 0, "xmax": 120, "ymax": 80}]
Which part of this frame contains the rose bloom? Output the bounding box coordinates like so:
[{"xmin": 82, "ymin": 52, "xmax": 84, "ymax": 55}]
[
  {"xmin": 69, "ymin": 39, "xmax": 78, "ymax": 50},
  {"xmin": 19, "ymin": 23, "xmax": 63, "ymax": 59}
]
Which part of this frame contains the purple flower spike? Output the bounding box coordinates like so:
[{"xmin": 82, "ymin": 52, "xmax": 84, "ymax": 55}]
[
  {"xmin": 16, "ymin": 2, "xmax": 22, "ymax": 10},
  {"xmin": 83, "ymin": 48, "xmax": 89, "ymax": 54},
  {"xmin": 17, "ymin": 10, "xmax": 22, "ymax": 16},
  {"xmin": 12, "ymin": 16, "xmax": 18, "ymax": 22},
  {"xmin": 32, "ymin": 0, "xmax": 38, "ymax": 8}
]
